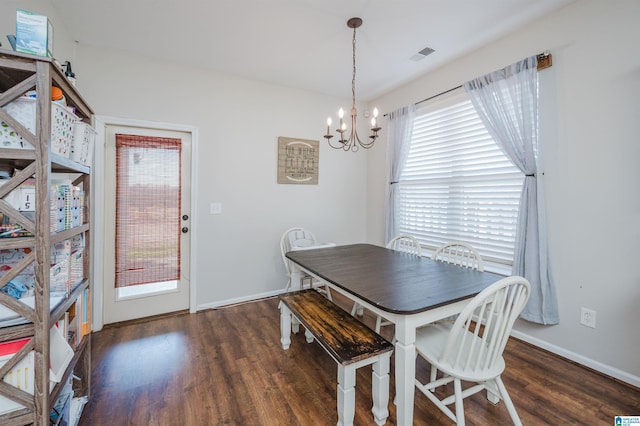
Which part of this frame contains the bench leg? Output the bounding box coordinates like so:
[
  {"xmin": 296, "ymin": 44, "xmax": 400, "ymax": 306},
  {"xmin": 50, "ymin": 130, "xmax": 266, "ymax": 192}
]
[
  {"xmin": 371, "ymin": 353, "xmax": 391, "ymax": 425},
  {"xmin": 304, "ymin": 328, "xmax": 315, "ymax": 343},
  {"xmin": 337, "ymin": 364, "xmax": 356, "ymax": 426},
  {"xmin": 279, "ymin": 302, "xmax": 292, "ymax": 350},
  {"xmin": 292, "ymin": 315, "xmax": 301, "ymax": 334}
]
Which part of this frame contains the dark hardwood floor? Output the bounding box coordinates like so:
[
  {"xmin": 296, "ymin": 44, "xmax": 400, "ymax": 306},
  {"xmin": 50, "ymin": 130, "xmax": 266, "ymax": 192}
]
[{"xmin": 79, "ymin": 294, "xmax": 640, "ymax": 425}]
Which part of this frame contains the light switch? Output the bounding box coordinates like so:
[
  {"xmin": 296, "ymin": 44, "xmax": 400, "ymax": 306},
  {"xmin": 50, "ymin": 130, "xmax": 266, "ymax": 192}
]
[{"xmin": 210, "ymin": 202, "xmax": 222, "ymax": 215}]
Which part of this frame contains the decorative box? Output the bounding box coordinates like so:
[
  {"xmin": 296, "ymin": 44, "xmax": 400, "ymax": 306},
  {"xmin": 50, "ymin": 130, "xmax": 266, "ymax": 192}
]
[{"xmin": 15, "ymin": 9, "xmax": 53, "ymax": 58}]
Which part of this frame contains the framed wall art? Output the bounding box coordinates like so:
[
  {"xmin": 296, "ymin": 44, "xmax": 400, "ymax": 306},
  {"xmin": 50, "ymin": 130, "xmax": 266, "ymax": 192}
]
[{"xmin": 277, "ymin": 137, "xmax": 319, "ymax": 185}]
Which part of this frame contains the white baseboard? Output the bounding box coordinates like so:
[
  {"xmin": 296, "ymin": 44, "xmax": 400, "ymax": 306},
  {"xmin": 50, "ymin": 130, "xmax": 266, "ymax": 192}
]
[
  {"xmin": 196, "ymin": 289, "xmax": 283, "ymax": 311},
  {"xmin": 511, "ymin": 330, "xmax": 640, "ymax": 388}
]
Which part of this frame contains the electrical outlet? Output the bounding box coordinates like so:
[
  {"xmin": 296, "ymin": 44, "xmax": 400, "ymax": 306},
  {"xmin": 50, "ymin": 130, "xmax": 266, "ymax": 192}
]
[{"xmin": 580, "ymin": 307, "xmax": 596, "ymax": 328}]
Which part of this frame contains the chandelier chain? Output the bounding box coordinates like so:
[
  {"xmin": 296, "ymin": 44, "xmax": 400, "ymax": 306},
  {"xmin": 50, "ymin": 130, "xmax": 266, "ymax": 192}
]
[{"xmin": 352, "ymin": 25, "xmax": 357, "ymax": 109}]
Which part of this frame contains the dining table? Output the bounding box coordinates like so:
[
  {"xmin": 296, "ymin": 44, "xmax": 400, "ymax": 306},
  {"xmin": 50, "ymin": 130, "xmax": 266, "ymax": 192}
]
[{"xmin": 285, "ymin": 243, "xmax": 503, "ymax": 426}]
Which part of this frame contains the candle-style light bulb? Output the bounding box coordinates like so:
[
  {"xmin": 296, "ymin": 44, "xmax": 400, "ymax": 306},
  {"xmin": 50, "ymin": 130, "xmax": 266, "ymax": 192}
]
[
  {"xmin": 341, "ymin": 122, "xmax": 346, "ymax": 131},
  {"xmin": 338, "ymin": 108, "xmax": 345, "ymax": 119},
  {"xmin": 326, "ymin": 117, "xmax": 332, "ymax": 135},
  {"xmin": 373, "ymin": 107, "xmax": 379, "ymax": 118},
  {"xmin": 371, "ymin": 117, "xmax": 376, "ymax": 128}
]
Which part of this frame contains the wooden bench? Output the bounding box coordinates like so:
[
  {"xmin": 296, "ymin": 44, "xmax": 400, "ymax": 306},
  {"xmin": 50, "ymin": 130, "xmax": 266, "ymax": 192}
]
[{"xmin": 279, "ymin": 289, "xmax": 394, "ymax": 426}]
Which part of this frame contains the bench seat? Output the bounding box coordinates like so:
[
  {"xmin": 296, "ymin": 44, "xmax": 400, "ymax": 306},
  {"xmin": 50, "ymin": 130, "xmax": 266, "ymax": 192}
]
[{"xmin": 279, "ymin": 289, "xmax": 394, "ymax": 426}]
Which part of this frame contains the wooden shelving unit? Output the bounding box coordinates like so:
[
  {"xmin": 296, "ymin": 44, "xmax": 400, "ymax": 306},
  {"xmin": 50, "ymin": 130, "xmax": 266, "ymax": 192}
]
[{"xmin": 0, "ymin": 49, "xmax": 93, "ymax": 426}]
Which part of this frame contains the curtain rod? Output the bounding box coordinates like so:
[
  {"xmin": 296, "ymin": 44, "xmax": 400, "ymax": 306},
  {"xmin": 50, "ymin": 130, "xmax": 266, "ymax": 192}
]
[
  {"xmin": 415, "ymin": 85, "xmax": 463, "ymax": 107},
  {"xmin": 384, "ymin": 51, "xmax": 552, "ymax": 117}
]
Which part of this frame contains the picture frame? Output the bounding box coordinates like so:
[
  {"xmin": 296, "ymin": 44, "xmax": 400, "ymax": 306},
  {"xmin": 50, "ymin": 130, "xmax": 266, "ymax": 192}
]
[{"xmin": 277, "ymin": 137, "xmax": 319, "ymax": 185}]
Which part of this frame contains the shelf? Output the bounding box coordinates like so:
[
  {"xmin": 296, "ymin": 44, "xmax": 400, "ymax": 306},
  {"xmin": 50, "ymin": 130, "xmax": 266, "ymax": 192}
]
[
  {"xmin": 0, "ymin": 337, "xmax": 90, "ymax": 426},
  {"xmin": 49, "ymin": 279, "xmax": 89, "ymax": 329},
  {"xmin": 0, "ymin": 408, "xmax": 34, "ymax": 426},
  {"xmin": 48, "ymin": 335, "xmax": 90, "ymax": 410},
  {"xmin": 0, "ymin": 237, "xmax": 35, "ymax": 251},
  {"xmin": 0, "ymin": 322, "xmax": 34, "ymax": 344},
  {"xmin": 0, "ymin": 49, "xmax": 93, "ymax": 121},
  {"xmin": 0, "ymin": 149, "xmax": 91, "ymax": 174},
  {"xmin": 0, "ymin": 279, "xmax": 88, "ymax": 335},
  {"xmin": 51, "ymin": 224, "xmax": 90, "ymax": 245},
  {"xmin": 0, "ymin": 224, "xmax": 89, "ymax": 251},
  {"xmin": 0, "ymin": 50, "xmax": 93, "ymax": 425}
]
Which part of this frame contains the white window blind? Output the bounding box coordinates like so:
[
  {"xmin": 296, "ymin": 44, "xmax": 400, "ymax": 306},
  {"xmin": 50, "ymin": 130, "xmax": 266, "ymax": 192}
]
[{"xmin": 397, "ymin": 92, "xmax": 524, "ymax": 268}]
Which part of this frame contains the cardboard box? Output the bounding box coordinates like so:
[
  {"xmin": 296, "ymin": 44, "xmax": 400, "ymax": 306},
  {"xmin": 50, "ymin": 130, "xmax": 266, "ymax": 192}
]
[{"xmin": 15, "ymin": 9, "xmax": 53, "ymax": 57}]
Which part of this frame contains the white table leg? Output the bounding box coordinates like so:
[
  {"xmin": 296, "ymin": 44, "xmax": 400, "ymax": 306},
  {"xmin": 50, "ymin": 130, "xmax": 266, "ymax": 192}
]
[
  {"xmin": 394, "ymin": 320, "xmax": 416, "ymax": 426},
  {"xmin": 371, "ymin": 353, "xmax": 391, "ymax": 425},
  {"xmin": 337, "ymin": 364, "xmax": 356, "ymax": 426},
  {"xmin": 289, "ymin": 268, "xmax": 303, "ymax": 333},
  {"xmin": 279, "ymin": 302, "xmax": 292, "ymax": 350},
  {"xmin": 290, "ymin": 268, "xmax": 304, "ymax": 291}
]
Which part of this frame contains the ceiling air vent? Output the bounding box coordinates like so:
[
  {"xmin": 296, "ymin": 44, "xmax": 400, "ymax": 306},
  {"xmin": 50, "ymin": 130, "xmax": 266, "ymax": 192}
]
[{"xmin": 410, "ymin": 46, "xmax": 435, "ymax": 62}]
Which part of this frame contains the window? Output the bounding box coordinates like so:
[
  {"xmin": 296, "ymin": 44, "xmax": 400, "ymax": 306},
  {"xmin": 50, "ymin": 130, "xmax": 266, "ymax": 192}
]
[{"xmin": 396, "ymin": 91, "xmax": 524, "ymax": 271}]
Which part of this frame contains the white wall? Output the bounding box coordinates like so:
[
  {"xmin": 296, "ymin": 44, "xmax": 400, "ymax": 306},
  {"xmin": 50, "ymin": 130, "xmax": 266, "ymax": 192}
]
[
  {"xmin": 74, "ymin": 46, "xmax": 369, "ymax": 308},
  {"xmin": 1, "ymin": 2, "xmax": 370, "ymax": 310},
  {"xmin": 368, "ymin": 0, "xmax": 640, "ymax": 385}
]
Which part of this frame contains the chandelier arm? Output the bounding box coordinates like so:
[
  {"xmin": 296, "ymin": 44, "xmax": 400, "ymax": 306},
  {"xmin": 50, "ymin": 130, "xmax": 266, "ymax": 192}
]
[{"xmin": 326, "ymin": 137, "xmax": 345, "ymax": 150}]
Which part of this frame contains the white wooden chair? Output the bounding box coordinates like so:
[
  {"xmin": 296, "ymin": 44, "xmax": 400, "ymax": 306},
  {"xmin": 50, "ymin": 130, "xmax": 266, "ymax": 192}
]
[
  {"xmin": 386, "ymin": 234, "xmax": 422, "ymax": 256},
  {"xmin": 430, "ymin": 240, "xmax": 486, "ymax": 380},
  {"xmin": 279, "ymin": 227, "xmax": 331, "ymax": 299},
  {"xmin": 351, "ymin": 234, "xmax": 421, "ymax": 333},
  {"xmin": 432, "ymin": 241, "xmax": 484, "ymax": 271},
  {"xmin": 414, "ymin": 276, "xmax": 531, "ymax": 426}
]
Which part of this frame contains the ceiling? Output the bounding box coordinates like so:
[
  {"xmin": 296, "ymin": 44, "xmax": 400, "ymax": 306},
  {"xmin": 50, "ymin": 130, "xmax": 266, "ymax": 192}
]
[{"xmin": 52, "ymin": 0, "xmax": 574, "ymax": 102}]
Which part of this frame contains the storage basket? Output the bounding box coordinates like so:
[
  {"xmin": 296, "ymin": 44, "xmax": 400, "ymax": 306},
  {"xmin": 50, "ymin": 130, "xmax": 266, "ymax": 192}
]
[
  {"xmin": 0, "ymin": 97, "xmax": 78, "ymax": 157},
  {"xmin": 70, "ymin": 122, "xmax": 96, "ymax": 166}
]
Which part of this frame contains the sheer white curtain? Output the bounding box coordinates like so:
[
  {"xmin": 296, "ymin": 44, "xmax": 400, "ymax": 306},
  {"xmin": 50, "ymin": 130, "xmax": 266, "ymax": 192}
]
[
  {"xmin": 384, "ymin": 105, "xmax": 416, "ymax": 243},
  {"xmin": 464, "ymin": 56, "xmax": 559, "ymax": 324}
]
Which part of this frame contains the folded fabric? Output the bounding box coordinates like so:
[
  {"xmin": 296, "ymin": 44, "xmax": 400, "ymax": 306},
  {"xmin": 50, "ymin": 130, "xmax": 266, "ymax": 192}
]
[{"xmin": 0, "ymin": 275, "xmax": 32, "ymax": 299}]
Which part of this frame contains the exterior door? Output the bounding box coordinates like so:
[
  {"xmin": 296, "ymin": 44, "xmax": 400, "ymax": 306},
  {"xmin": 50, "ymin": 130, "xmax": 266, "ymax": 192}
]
[{"xmin": 103, "ymin": 124, "xmax": 191, "ymax": 324}]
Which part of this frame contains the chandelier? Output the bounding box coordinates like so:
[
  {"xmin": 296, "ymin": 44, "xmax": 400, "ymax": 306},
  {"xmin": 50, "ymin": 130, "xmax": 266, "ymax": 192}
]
[{"xmin": 324, "ymin": 17, "xmax": 381, "ymax": 152}]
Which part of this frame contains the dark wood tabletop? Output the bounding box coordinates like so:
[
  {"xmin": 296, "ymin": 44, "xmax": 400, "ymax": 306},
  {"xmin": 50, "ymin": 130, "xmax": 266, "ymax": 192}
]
[{"xmin": 286, "ymin": 243, "xmax": 504, "ymax": 315}]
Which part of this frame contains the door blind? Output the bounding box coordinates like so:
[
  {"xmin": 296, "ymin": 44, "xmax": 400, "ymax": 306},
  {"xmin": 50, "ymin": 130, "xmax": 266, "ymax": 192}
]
[
  {"xmin": 115, "ymin": 134, "xmax": 182, "ymax": 287},
  {"xmin": 397, "ymin": 95, "xmax": 524, "ymax": 266}
]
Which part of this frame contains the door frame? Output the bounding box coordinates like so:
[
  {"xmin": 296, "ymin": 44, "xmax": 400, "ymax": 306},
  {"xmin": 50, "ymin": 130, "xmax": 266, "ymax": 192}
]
[{"xmin": 92, "ymin": 115, "xmax": 199, "ymax": 331}]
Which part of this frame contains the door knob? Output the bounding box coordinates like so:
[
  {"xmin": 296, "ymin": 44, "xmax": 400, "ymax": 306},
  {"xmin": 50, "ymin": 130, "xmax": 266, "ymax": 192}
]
[
  {"xmin": 182, "ymin": 215, "xmax": 189, "ymax": 221},
  {"xmin": 181, "ymin": 227, "xmax": 189, "ymax": 233}
]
